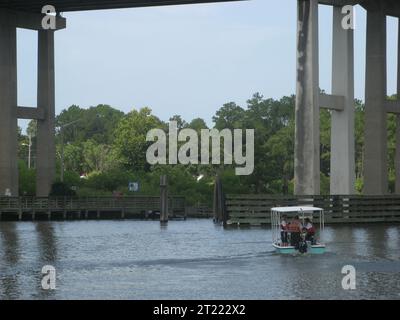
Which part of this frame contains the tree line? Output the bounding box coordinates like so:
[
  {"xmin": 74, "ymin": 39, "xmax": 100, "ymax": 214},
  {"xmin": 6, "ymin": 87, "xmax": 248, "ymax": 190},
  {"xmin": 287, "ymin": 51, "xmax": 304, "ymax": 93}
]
[{"xmin": 17, "ymin": 93, "xmax": 399, "ymax": 205}]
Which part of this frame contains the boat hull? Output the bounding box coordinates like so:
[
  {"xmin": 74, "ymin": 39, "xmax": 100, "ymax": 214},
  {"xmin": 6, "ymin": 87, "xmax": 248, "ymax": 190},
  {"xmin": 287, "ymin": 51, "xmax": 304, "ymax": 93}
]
[
  {"xmin": 272, "ymin": 243, "xmax": 326, "ymax": 254},
  {"xmin": 309, "ymin": 244, "xmax": 326, "ymax": 254}
]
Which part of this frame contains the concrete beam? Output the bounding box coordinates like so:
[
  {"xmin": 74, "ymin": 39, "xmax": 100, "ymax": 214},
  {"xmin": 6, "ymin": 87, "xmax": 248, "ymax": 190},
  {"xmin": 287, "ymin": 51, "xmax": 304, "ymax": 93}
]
[
  {"xmin": 319, "ymin": 93, "xmax": 345, "ymax": 111},
  {"xmin": 0, "ymin": 8, "xmax": 66, "ymax": 31},
  {"xmin": 363, "ymin": 7, "xmax": 388, "ymax": 195},
  {"xmin": 294, "ymin": 0, "xmax": 320, "ymax": 195},
  {"xmin": 36, "ymin": 30, "xmax": 56, "ymax": 197},
  {"xmin": 361, "ymin": 0, "xmax": 400, "ymax": 18},
  {"xmin": 17, "ymin": 106, "xmax": 45, "ymax": 120},
  {"xmin": 330, "ymin": 6, "xmax": 355, "ymax": 195},
  {"xmin": 0, "ymin": 17, "xmax": 18, "ymax": 196},
  {"xmin": 386, "ymin": 100, "xmax": 400, "ymax": 114},
  {"xmin": 318, "ymin": 0, "xmax": 363, "ymax": 6}
]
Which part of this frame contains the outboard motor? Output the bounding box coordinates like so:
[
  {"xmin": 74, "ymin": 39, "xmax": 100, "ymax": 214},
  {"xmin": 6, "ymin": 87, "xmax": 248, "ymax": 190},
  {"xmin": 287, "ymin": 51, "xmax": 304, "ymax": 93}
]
[{"xmin": 299, "ymin": 240, "xmax": 307, "ymax": 253}]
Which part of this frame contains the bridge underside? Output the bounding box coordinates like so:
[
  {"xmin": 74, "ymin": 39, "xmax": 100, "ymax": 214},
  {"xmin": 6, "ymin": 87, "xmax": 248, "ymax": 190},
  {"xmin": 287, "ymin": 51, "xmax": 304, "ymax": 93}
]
[{"xmin": 0, "ymin": 0, "xmax": 243, "ymax": 12}]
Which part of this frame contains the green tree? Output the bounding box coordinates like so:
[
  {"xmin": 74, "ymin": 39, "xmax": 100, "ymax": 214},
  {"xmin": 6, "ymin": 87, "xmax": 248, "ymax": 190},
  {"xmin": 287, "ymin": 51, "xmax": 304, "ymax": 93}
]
[
  {"xmin": 114, "ymin": 107, "xmax": 164, "ymax": 171},
  {"xmin": 19, "ymin": 160, "xmax": 35, "ymax": 195},
  {"xmin": 213, "ymin": 102, "xmax": 246, "ymax": 130},
  {"xmin": 188, "ymin": 118, "xmax": 208, "ymax": 132},
  {"xmin": 169, "ymin": 115, "xmax": 187, "ymax": 129},
  {"xmin": 82, "ymin": 139, "xmax": 118, "ymax": 173}
]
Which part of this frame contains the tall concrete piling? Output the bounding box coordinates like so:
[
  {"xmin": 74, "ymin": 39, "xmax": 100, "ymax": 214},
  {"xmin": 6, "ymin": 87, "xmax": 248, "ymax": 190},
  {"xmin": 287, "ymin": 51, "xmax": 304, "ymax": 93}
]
[
  {"xmin": 363, "ymin": 5, "xmax": 388, "ymax": 195},
  {"xmin": 295, "ymin": 0, "xmax": 320, "ymax": 195},
  {"xmin": 0, "ymin": 14, "xmax": 18, "ymax": 197}
]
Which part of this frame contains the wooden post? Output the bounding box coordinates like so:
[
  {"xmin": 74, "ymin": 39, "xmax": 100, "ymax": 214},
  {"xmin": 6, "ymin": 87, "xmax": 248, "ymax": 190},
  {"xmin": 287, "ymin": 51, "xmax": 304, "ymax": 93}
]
[
  {"xmin": 160, "ymin": 175, "xmax": 168, "ymax": 223},
  {"xmin": 213, "ymin": 175, "xmax": 227, "ymax": 225},
  {"xmin": 213, "ymin": 177, "xmax": 219, "ymax": 222},
  {"xmin": 220, "ymin": 189, "xmax": 227, "ymax": 227}
]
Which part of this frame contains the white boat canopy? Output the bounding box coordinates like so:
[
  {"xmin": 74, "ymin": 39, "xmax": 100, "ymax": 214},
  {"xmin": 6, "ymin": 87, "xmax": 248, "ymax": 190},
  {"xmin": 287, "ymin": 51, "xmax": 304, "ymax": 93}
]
[
  {"xmin": 271, "ymin": 206, "xmax": 323, "ymax": 213},
  {"xmin": 270, "ymin": 206, "xmax": 326, "ymax": 250}
]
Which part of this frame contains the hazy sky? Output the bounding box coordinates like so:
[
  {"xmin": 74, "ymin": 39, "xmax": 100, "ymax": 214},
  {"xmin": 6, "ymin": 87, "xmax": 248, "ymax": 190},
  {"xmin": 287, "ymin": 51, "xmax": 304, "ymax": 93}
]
[{"xmin": 16, "ymin": 0, "xmax": 399, "ymax": 132}]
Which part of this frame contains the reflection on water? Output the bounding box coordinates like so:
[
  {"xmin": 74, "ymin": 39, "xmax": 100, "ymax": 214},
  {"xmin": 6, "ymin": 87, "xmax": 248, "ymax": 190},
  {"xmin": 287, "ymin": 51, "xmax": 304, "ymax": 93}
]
[
  {"xmin": 35, "ymin": 223, "xmax": 57, "ymax": 300},
  {"xmin": 36, "ymin": 223, "xmax": 57, "ymax": 263},
  {"xmin": 0, "ymin": 220, "xmax": 399, "ymax": 300},
  {"xmin": 0, "ymin": 223, "xmax": 20, "ymax": 299}
]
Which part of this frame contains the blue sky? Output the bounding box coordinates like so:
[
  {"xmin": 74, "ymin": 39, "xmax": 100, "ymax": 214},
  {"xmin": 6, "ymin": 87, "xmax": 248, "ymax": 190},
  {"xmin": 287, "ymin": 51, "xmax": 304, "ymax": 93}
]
[{"xmin": 16, "ymin": 0, "xmax": 399, "ymax": 132}]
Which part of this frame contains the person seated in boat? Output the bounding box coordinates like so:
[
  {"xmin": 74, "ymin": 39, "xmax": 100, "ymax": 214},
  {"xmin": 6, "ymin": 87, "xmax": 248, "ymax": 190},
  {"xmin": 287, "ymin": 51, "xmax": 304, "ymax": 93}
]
[
  {"xmin": 288, "ymin": 215, "xmax": 302, "ymax": 249},
  {"xmin": 280, "ymin": 215, "xmax": 289, "ymax": 246},
  {"xmin": 303, "ymin": 218, "xmax": 316, "ymax": 244}
]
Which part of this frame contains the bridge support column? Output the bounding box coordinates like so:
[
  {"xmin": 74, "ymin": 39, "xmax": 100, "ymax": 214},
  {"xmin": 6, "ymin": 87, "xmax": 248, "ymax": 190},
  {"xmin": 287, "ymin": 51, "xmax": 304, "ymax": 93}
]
[
  {"xmin": 0, "ymin": 14, "xmax": 18, "ymax": 196},
  {"xmin": 396, "ymin": 20, "xmax": 400, "ymax": 194},
  {"xmin": 363, "ymin": 7, "xmax": 388, "ymax": 195},
  {"xmin": 330, "ymin": 6, "xmax": 355, "ymax": 195},
  {"xmin": 36, "ymin": 30, "xmax": 56, "ymax": 197},
  {"xmin": 396, "ymin": 115, "xmax": 400, "ymax": 193},
  {"xmin": 294, "ymin": 0, "xmax": 320, "ymax": 195}
]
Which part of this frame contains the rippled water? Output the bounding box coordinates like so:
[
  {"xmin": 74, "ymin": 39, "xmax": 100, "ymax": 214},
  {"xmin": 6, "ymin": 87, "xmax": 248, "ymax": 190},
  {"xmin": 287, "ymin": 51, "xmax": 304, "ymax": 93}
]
[{"xmin": 0, "ymin": 219, "xmax": 400, "ymax": 300}]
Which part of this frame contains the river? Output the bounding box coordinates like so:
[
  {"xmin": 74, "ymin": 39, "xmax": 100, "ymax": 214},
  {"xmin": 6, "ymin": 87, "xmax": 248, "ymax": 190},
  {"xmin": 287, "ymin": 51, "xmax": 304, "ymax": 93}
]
[{"xmin": 0, "ymin": 219, "xmax": 399, "ymax": 299}]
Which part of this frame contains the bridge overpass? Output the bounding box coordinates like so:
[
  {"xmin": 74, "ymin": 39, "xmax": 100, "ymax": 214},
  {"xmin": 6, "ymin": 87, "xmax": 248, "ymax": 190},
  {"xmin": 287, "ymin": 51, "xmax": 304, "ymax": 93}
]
[{"xmin": 1, "ymin": 0, "xmax": 400, "ymax": 196}]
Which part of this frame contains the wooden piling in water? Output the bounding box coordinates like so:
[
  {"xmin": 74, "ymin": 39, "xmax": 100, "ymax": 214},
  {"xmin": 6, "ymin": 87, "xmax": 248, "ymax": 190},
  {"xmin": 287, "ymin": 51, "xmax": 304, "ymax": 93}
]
[
  {"xmin": 213, "ymin": 175, "xmax": 227, "ymax": 226},
  {"xmin": 160, "ymin": 175, "xmax": 168, "ymax": 223}
]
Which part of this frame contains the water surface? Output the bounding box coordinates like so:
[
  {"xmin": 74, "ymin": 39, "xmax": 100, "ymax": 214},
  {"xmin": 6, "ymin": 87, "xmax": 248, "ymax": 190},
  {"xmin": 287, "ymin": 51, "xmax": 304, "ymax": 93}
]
[{"xmin": 0, "ymin": 219, "xmax": 399, "ymax": 299}]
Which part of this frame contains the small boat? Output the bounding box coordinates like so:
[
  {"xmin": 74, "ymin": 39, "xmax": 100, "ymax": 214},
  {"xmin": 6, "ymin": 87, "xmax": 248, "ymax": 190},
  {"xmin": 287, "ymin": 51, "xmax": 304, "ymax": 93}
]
[{"xmin": 271, "ymin": 206, "xmax": 326, "ymax": 254}]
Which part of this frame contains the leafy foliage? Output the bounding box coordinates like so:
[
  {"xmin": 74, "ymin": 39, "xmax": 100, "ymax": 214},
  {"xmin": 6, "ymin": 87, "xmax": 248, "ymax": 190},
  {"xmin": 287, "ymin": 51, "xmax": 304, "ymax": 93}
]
[{"xmin": 17, "ymin": 92, "xmax": 392, "ymax": 202}]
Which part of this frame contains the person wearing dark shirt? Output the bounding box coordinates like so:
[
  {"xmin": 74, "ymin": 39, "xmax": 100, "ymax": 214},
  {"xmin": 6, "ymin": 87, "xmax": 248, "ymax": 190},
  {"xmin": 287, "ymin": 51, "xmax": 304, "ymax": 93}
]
[
  {"xmin": 303, "ymin": 218, "xmax": 316, "ymax": 244},
  {"xmin": 289, "ymin": 215, "xmax": 302, "ymax": 249},
  {"xmin": 280, "ymin": 215, "xmax": 289, "ymax": 246}
]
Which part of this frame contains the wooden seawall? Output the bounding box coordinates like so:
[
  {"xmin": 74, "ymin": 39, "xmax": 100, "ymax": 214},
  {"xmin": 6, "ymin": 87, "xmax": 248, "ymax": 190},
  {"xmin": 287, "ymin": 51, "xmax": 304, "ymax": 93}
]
[
  {"xmin": 0, "ymin": 196, "xmax": 185, "ymax": 221},
  {"xmin": 225, "ymin": 195, "xmax": 400, "ymax": 226}
]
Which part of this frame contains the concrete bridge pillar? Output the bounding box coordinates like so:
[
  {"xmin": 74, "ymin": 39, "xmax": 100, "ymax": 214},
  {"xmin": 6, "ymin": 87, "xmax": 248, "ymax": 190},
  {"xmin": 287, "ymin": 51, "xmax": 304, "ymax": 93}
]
[
  {"xmin": 294, "ymin": 0, "xmax": 320, "ymax": 196},
  {"xmin": 0, "ymin": 15, "xmax": 18, "ymax": 196},
  {"xmin": 330, "ymin": 6, "xmax": 355, "ymax": 195},
  {"xmin": 0, "ymin": 9, "xmax": 65, "ymax": 197},
  {"xmin": 396, "ymin": 20, "xmax": 400, "ymax": 194},
  {"xmin": 36, "ymin": 30, "xmax": 56, "ymax": 197},
  {"xmin": 363, "ymin": 7, "xmax": 388, "ymax": 195}
]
